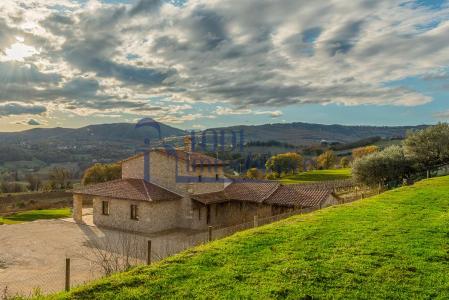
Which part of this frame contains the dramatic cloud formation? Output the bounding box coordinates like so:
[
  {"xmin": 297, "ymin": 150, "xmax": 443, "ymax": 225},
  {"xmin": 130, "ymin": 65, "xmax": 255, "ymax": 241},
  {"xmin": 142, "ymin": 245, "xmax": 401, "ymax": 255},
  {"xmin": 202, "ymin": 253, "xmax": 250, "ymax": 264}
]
[
  {"xmin": 0, "ymin": 0, "xmax": 448, "ymax": 126},
  {"xmin": 0, "ymin": 102, "xmax": 47, "ymax": 116}
]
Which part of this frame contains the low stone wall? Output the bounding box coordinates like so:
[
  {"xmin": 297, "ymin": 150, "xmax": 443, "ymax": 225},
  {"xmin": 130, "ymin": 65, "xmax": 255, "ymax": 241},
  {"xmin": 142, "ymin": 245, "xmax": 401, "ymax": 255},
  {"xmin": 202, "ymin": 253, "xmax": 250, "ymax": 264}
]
[{"xmin": 0, "ymin": 191, "xmax": 89, "ymax": 215}]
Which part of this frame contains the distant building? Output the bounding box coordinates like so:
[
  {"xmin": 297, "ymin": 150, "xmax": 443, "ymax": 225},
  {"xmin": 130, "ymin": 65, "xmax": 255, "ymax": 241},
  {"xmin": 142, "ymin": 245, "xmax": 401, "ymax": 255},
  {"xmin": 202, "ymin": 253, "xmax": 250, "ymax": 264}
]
[{"xmin": 72, "ymin": 137, "xmax": 338, "ymax": 233}]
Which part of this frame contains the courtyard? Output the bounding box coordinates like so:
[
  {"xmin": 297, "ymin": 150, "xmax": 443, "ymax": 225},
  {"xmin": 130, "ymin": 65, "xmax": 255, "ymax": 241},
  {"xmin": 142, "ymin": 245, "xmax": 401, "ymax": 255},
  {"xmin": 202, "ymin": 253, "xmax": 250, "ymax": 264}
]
[{"xmin": 0, "ymin": 211, "xmax": 207, "ymax": 297}]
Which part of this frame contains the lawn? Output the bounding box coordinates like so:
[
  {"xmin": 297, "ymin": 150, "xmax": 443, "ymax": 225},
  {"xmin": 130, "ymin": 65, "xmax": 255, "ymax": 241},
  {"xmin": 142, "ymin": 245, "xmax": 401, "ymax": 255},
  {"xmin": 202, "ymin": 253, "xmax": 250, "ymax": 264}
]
[
  {"xmin": 278, "ymin": 168, "xmax": 352, "ymax": 184},
  {"xmin": 43, "ymin": 176, "xmax": 449, "ymax": 299},
  {"xmin": 0, "ymin": 208, "xmax": 71, "ymax": 225}
]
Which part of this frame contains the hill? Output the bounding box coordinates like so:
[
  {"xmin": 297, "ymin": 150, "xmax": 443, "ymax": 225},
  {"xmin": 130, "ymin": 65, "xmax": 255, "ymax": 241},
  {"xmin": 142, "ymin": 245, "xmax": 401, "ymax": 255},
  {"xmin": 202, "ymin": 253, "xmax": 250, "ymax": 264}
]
[
  {"xmin": 213, "ymin": 122, "xmax": 426, "ymax": 145},
  {"xmin": 47, "ymin": 176, "xmax": 449, "ymax": 299},
  {"xmin": 0, "ymin": 122, "xmax": 426, "ymax": 178},
  {"xmin": 0, "ymin": 123, "xmax": 185, "ymax": 144}
]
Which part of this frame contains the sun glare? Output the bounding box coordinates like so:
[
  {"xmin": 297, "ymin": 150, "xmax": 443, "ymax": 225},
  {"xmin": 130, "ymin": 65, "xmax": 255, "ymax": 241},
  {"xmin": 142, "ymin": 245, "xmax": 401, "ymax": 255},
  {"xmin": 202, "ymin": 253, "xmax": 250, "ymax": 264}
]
[{"xmin": 2, "ymin": 38, "xmax": 38, "ymax": 62}]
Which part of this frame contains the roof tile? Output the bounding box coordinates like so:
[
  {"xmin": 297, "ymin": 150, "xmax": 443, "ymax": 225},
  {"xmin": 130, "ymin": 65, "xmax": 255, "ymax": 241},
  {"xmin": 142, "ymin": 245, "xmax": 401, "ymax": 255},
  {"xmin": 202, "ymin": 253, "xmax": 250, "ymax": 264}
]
[{"xmin": 73, "ymin": 179, "xmax": 183, "ymax": 202}]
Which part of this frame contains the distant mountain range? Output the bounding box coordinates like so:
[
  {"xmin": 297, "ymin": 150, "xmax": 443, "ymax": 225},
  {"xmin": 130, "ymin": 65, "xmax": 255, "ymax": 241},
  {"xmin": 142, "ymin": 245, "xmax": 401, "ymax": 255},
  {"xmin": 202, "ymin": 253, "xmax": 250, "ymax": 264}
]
[
  {"xmin": 0, "ymin": 121, "xmax": 428, "ymax": 176},
  {"xmin": 211, "ymin": 122, "xmax": 427, "ymax": 145},
  {"xmin": 0, "ymin": 122, "xmax": 185, "ymax": 144},
  {"xmin": 0, "ymin": 121, "xmax": 427, "ymax": 146}
]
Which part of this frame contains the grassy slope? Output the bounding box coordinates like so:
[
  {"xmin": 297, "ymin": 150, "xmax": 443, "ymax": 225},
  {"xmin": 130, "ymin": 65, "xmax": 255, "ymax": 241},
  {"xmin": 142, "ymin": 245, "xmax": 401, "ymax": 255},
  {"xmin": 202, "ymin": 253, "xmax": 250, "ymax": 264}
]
[
  {"xmin": 47, "ymin": 176, "xmax": 449, "ymax": 299},
  {"xmin": 0, "ymin": 208, "xmax": 71, "ymax": 224},
  {"xmin": 279, "ymin": 168, "xmax": 352, "ymax": 184}
]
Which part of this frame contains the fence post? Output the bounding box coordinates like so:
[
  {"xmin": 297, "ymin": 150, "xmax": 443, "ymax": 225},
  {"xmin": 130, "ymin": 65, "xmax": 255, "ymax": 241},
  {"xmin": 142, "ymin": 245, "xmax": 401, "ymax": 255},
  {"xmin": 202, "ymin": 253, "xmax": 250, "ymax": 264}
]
[
  {"xmin": 147, "ymin": 240, "xmax": 152, "ymax": 265},
  {"xmin": 253, "ymin": 215, "xmax": 258, "ymax": 227},
  {"xmin": 65, "ymin": 258, "xmax": 70, "ymax": 292},
  {"xmin": 208, "ymin": 226, "xmax": 213, "ymax": 242}
]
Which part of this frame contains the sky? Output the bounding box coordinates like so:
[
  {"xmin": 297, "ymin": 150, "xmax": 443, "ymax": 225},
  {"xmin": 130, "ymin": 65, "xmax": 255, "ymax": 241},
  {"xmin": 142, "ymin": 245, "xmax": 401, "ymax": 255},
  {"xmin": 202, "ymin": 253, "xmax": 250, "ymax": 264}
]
[{"xmin": 0, "ymin": 0, "xmax": 449, "ymax": 131}]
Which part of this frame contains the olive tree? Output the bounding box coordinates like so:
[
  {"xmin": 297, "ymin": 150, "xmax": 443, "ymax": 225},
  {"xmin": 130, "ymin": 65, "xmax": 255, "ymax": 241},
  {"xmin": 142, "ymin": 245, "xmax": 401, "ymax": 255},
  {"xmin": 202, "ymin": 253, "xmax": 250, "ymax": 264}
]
[
  {"xmin": 403, "ymin": 123, "xmax": 449, "ymax": 174},
  {"xmin": 352, "ymin": 146, "xmax": 414, "ymax": 187}
]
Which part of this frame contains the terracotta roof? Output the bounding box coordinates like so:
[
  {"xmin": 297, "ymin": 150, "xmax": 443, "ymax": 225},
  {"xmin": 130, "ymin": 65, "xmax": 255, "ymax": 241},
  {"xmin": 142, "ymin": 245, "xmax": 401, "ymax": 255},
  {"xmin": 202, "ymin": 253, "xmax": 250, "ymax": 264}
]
[
  {"xmin": 265, "ymin": 185, "xmax": 333, "ymax": 208},
  {"xmin": 72, "ymin": 179, "xmax": 183, "ymax": 202},
  {"xmin": 191, "ymin": 190, "xmax": 227, "ymax": 204},
  {"xmin": 224, "ymin": 181, "xmax": 280, "ymax": 203},
  {"xmin": 121, "ymin": 149, "xmax": 225, "ymax": 166},
  {"xmin": 192, "ymin": 181, "xmax": 333, "ymax": 208}
]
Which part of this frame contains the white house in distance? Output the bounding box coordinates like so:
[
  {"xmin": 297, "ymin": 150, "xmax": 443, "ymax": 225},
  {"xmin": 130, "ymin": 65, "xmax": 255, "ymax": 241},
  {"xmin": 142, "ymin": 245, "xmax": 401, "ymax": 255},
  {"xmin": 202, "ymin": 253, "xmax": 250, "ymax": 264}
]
[{"xmin": 72, "ymin": 137, "xmax": 338, "ymax": 234}]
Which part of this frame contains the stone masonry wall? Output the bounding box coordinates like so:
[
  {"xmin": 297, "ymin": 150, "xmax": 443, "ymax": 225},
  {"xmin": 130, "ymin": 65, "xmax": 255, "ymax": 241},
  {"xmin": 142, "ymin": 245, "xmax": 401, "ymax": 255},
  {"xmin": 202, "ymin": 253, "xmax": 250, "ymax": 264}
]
[{"xmin": 93, "ymin": 197, "xmax": 181, "ymax": 234}]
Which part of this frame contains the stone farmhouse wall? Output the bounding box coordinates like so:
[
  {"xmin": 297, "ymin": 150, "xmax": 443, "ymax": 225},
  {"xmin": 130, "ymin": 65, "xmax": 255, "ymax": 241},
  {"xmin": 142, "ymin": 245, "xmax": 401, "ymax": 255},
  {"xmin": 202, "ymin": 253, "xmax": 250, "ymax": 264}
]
[
  {"xmin": 122, "ymin": 151, "xmax": 226, "ymax": 196},
  {"xmin": 92, "ymin": 197, "xmax": 181, "ymax": 234},
  {"xmin": 190, "ymin": 201, "xmax": 273, "ymax": 230}
]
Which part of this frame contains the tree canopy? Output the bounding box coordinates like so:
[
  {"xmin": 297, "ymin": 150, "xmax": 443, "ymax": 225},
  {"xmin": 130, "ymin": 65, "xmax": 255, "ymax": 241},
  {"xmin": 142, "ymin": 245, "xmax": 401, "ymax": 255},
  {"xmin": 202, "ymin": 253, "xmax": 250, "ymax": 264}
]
[
  {"xmin": 403, "ymin": 123, "xmax": 449, "ymax": 171},
  {"xmin": 82, "ymin": 163, "xmax": 122, "ymax": 185},
  {"xmin": 265, "ymin": 152, "xmax": 303, "ymax": 175},
  {"xmin": 317, "ymin": 150, "xmax": 337, "ymax": 169},
  {"xmin": 352, "ymin": 145, "xmax": 414, "ymax": 187},
  {"xmin": 352, "ymin": 145, "xmax": 379, "ymax": 160}
]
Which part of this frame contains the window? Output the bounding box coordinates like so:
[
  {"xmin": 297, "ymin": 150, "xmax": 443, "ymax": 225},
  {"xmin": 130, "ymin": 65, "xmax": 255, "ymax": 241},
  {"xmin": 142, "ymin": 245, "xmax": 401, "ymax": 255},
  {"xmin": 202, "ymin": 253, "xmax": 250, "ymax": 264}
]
[
  {"xmin": 130, "ymin": 204, "xmax": 139, "ymax": 220},
  {"xmin": 102, "ymin": 201, "xmax": 109, "ymax": 216},
  {"xmin": 215, "ymin": 174, "xmax": 219, "ymax": 181},
  {"xmin": 198, "ymin": 175, "xmax": 202, "ymax": 182}
]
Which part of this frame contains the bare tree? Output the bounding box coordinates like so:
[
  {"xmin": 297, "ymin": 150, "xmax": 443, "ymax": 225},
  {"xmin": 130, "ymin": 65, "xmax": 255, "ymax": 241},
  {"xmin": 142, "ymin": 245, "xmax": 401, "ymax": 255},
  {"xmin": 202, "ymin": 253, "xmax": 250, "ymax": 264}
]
[{"xmin": 82, "ymin": 225, "xmax": 147, "ymax": 276}]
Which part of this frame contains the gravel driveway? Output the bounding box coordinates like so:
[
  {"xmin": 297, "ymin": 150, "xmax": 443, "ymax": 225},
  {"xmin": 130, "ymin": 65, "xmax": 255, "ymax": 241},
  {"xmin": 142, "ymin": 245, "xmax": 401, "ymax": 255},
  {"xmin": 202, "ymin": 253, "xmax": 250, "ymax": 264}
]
[{"xmin": 0, "ymin": 216, "xmax": 206, "ymax": 297}]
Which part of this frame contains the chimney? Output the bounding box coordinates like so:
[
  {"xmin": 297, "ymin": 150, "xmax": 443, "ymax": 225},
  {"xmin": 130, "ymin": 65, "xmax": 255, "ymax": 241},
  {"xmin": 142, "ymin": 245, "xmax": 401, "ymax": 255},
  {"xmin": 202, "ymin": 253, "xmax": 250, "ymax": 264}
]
[{"xmin": 184, "ymin": 135, "xmax": 193, "ymax": 152}]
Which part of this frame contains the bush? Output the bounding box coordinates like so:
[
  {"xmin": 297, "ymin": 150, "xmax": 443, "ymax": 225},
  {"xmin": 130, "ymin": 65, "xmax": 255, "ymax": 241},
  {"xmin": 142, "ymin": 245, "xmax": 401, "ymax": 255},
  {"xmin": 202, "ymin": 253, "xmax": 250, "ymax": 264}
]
[
  {"xmin": 82, "ymin": 163, "xmax": 122, "ymax": 185},
  {"xmin": 352, "ymin": 145, "xmax": 379, "ymax": 160},
  {"xmin": 245, "ymin": 168, "xmax": 264, "ymax": 180},
  {"xmin": 265, "ymin": 172, "xmax": 280, "ymax": 180}
]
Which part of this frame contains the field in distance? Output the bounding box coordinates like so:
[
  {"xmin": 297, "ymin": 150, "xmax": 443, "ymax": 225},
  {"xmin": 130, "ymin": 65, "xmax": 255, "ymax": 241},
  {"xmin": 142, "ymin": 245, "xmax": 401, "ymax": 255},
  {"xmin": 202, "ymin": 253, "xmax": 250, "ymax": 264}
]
[{"xmin": 278, "ymin": 168, "xmax": 352, "ymax": 184}]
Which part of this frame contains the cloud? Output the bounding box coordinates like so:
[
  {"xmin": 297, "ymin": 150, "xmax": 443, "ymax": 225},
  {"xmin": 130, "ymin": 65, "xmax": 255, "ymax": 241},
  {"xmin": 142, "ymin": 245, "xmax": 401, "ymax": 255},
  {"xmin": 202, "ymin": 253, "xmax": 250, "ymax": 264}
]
[
  {"xmin": 0, "ymin": 103, "xmax": 47, "ymax": 117},
  {"xmin": 1, "ymin": 0, "xmax": 449, "ymax": 123},
  {"xmin": 255, "ymin": 110, "xmax": 283, "ymax": 118},
  {"xmin": 434, "ymin": 110, "xmax": 449, "ymax": 119},
  {"xmin": 27, "ymin": 119, "xmax": 41, "ymax": 125}
]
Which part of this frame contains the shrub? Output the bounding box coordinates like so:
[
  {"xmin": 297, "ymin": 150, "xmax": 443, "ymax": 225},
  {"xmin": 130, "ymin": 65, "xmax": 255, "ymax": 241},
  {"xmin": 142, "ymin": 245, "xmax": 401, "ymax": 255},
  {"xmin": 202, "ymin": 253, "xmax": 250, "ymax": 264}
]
[
  {"xmin": 245, "ymin": 168, "xmax": 264, "ymax": 180},
  {"xmin": 352, "ymin": 145, "xmax": 379, "ymax": 160},
  {"xmin": 265, "ymin": 172, "xmax": 280, "ymax": 180},
  {"xmin": 82, "ymin": 163, "xmax": 122, "ymax": 185}
]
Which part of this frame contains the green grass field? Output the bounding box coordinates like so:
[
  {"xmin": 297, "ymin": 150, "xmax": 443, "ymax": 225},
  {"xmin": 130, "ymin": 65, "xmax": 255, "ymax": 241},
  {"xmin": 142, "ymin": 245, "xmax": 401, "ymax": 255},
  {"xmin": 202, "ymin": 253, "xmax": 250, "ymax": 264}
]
[
  {"xmin": 0, "ymin": 208, "xmax": 71, "ymax": 225},
  {"xmin": 43, "ymin": 176, "xmax": 449, "ymax": 299},
  {"xmin": 278, "ymin": 168, "xmax": 352, "ymax": 184}
]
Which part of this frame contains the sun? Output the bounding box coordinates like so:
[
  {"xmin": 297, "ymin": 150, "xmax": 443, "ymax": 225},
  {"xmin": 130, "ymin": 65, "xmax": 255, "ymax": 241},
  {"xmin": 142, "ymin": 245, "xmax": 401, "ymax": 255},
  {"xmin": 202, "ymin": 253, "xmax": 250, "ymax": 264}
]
[{"xmin": 2, "ymin": 37, "xmax": 38, "ymax": 62}]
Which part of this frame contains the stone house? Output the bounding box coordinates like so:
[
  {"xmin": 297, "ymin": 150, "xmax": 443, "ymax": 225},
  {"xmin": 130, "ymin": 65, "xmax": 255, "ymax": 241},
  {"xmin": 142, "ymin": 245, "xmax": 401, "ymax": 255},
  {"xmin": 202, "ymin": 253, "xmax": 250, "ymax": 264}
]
[{"xmin": 72, "ymin": 137, "xmax": 338, "ymax": 233}]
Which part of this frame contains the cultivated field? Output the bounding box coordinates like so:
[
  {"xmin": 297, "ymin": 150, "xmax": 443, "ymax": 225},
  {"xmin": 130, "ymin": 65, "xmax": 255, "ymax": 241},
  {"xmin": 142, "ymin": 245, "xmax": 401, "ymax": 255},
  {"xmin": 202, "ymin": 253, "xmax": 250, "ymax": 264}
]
[
  {"xmin": 278, "ymin": 168, "xmax": 352, "ymax": 184},
  {"xmin": 47, "ymin": 176, "xmax": 449, "ymax": 299}
]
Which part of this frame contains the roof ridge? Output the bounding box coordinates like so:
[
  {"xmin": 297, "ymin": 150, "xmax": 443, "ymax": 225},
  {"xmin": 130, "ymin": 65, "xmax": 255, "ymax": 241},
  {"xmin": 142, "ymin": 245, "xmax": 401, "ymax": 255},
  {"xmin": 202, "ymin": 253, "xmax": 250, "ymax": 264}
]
[
  {"xmin": 142, "ymin": 180, "xmax": 152, "ymax": 201},
  {"xmin": 261, "ymin": 182, "xmax": 281, "ymax": 202},
  {"xmin": 145, "ymin": 180, "xmax": 185, "ymax": 198}
]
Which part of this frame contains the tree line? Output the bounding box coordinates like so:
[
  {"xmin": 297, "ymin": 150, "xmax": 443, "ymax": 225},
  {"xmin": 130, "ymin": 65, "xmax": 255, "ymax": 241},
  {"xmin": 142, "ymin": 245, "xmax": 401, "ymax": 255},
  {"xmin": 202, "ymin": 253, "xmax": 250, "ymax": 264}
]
[{"xmin": 353, "ymin": 123, "xmax": 449, "ymax": 187}]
